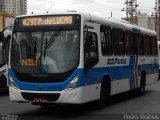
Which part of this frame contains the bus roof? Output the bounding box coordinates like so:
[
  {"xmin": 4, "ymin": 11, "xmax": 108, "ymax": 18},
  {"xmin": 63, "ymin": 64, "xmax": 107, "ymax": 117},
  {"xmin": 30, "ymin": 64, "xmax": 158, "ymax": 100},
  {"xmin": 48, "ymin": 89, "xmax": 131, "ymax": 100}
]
[{"xmin": 16, "ymin": 11, "xmax": 157, "ymax": 36}]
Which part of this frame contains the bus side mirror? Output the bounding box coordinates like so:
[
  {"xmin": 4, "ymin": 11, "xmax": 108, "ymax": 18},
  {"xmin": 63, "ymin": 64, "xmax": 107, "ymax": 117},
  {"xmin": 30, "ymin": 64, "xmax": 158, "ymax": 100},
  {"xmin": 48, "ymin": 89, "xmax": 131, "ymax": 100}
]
[
  {"xmin": 3, "ymin": 34, "xmax": 11, "ymax": 49},
  {"xmin": 6, "ymin": 34, "xmax": 11, "ymax": 42}
]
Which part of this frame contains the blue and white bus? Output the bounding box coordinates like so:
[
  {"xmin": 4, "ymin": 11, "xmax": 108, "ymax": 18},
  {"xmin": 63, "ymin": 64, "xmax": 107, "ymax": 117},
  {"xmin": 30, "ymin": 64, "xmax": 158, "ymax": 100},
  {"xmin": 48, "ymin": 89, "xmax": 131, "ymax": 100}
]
[
  {"xmin": 0, "ymin": 27, "xmax": 11, "ymax": 88},
  {"xmin": 8, "ymin": 12, "xmax": 158, "ymax": 107}
]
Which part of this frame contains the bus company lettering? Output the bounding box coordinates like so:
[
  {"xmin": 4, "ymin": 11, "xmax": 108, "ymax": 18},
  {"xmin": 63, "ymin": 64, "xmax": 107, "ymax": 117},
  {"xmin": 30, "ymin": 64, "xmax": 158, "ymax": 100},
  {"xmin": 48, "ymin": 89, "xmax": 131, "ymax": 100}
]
[
  {"xmin": 21, "ymin": 59, "xmax": 40, "ymax": 67},
  {"xmin": 107, "ymin": 58, "xmax": 127, "ymax": 65}
]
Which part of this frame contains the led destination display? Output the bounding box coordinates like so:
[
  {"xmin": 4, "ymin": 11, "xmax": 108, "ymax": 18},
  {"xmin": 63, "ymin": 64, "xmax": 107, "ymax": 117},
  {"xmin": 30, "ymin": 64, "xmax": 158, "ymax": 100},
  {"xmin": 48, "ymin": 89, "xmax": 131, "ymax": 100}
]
[{"xmin": 22, "ymin": 16, "xmax": 73, "ymax": 26}]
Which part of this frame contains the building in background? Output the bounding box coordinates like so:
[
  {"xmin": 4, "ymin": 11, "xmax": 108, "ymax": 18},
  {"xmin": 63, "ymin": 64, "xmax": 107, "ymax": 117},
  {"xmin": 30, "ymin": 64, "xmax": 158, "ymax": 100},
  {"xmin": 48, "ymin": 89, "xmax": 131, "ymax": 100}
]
[
  {"xmin": 0, "ymin": 0, "xmax": 5, "ymax": 12},
  {"xmin": 137, "ymin": 13, "xmax": 155, "ymax": 31},
  {"xmin": 0, "ymin": 0, "xmax": 27, "ymax": 16},
  {"xmin": 20, "ymin": 0, "xmax": 27, "ymax": 15},
  {"xmin": 137, "ymin": 13, "xmax": 148, "ymax": 29},
  {"xmin": 121, "ymin": 13, "xmax": 155, "ymax": 31},
  {"xmin": 148, "ymin": 16, "xmax": 155, "ymax": 30},
  {"xmin": 154, "ymin": 0, "xmax": 160, "ymax": 40},
  {"xmin": 0, "ymin": 12, "xmax": 15, "ymax": 30}
]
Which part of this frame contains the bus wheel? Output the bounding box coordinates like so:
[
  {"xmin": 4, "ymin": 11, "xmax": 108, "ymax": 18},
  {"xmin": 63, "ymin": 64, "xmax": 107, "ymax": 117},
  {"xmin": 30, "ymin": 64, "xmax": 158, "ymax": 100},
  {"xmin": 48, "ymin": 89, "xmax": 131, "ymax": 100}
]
[
  {"xmin": 95, "ymin": 80, "xmax": 110, "ymax": 108},
  {"xmin": 137, "ymin": 73, "xmax": 146, "ymax": 96}
]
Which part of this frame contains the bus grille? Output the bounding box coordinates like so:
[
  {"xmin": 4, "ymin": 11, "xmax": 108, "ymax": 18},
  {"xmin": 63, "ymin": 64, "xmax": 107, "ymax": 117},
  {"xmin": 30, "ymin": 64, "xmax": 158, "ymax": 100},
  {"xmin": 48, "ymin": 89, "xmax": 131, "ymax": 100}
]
[
  {"xmin": 12, "ymin": 68, "xmax": 75, "ymax": 83},
  {"xmin": 21, "ymin": 92, "xmax": 60, "ymax": 102}
]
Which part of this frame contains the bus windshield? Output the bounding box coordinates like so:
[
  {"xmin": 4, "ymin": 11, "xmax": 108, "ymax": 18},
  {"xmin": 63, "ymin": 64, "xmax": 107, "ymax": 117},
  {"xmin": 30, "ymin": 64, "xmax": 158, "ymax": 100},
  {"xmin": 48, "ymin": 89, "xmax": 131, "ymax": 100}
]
[{"xmin": 11, "ymin": 29, "xmax": 80, "ymax": 74}]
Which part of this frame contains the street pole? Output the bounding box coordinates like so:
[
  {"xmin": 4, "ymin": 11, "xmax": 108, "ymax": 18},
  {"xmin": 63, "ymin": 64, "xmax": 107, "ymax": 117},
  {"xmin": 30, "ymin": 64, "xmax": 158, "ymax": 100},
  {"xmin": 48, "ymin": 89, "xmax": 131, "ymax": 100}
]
[{"xmin": 121, "ymin": 0, "xmax": 138, "ymax": 24}]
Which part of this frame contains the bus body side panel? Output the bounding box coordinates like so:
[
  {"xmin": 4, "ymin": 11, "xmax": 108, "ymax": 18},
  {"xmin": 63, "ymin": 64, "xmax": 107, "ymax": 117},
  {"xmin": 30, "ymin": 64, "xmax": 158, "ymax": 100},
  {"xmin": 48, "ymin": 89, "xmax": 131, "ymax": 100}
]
[
  {"xmin": 138, "ymin": 56, "xmax": 159, "ymax": 86},
  {"xmin": 85, "ymin": 22, "xmax": 135, "ymax": 96},
  {"xmin": 97, "ymin": 56, "xmax": 131, "ymax": 95}
]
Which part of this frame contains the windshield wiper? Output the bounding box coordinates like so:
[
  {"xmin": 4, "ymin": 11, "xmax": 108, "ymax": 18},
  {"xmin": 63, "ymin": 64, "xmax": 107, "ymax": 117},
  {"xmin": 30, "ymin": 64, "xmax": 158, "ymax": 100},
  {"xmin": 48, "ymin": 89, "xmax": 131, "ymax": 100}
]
[
  {"xmin": 46, "ymin": 31, "xmax": 61, "ymax": 49},
  {"xmin": 43, "ymin": 31, "xmax": 61, "ymax": 59}
]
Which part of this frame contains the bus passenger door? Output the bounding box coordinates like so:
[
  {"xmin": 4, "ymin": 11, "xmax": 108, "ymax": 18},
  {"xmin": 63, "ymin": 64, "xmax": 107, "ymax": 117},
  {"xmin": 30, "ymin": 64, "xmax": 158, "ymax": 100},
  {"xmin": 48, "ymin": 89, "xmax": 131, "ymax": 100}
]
[{"xmin": 83, "ymin": 22, "xmax": 100, "ymax": 101}]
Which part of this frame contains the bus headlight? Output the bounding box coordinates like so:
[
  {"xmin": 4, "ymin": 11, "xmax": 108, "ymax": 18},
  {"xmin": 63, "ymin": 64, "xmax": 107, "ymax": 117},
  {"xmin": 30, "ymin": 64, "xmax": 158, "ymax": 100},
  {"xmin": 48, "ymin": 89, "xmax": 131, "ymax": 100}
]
[
  {"xmin": 65, "ymin": 76, "xmax": 80, "ymax": 91},
  {"xmin": 9, "ymin": 76, "xmax": 18, "ymax": 89}
]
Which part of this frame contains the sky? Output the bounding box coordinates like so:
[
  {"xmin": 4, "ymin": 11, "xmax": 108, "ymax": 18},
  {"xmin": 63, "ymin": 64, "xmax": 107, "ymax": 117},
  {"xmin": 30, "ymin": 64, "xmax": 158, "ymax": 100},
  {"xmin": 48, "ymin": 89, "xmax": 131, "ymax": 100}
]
[{"xmin": 27, "ymin": 0, "xmax": 155, "ymax": 19}]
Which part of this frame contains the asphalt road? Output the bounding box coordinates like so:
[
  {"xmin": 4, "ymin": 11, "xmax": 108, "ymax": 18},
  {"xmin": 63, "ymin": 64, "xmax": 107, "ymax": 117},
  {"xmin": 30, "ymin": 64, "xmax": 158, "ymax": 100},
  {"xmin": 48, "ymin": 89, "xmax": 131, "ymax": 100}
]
[{"xmin": 0, "ymin": 81, "xmax": 160, "ymax": 120}]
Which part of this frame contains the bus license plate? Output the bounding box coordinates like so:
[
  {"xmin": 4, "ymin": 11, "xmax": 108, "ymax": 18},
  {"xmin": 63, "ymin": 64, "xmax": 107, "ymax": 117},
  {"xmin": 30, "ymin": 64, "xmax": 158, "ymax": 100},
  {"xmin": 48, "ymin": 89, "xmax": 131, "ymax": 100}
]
[{"xmin": 33, "ymin": 98, "xmax": 48, "ymax": 103}]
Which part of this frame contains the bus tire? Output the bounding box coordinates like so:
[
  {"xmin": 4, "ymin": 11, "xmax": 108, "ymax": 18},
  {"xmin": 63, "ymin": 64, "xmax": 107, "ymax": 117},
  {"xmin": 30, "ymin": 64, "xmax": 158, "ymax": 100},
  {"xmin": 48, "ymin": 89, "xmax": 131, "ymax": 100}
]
[
  {"xmin": 94, "ymin": 77, "xmax": 110, "ymax": 108},
  {"xmin": 137, "ymin": 73, "xmax": 146, "ymax": 96}
]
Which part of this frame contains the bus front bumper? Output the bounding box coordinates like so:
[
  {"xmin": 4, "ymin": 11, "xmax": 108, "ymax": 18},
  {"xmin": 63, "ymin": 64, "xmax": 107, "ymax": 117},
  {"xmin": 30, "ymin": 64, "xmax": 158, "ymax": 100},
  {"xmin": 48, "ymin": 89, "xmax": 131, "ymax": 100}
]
[{"xmin": 9, "ymin": 86, "xmax": 85, "ymax": 104}]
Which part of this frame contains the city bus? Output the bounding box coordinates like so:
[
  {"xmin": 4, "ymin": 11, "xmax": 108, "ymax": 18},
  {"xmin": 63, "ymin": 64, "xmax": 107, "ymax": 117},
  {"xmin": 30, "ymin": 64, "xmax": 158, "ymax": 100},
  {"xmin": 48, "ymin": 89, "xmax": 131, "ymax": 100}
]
[
  {"xmin": 8, "ymin": 12, "xmax": 158, "ymax": 107},
  {"xmin": 0, "ymin": 27, "xmax": 11, "ymax": 88}
]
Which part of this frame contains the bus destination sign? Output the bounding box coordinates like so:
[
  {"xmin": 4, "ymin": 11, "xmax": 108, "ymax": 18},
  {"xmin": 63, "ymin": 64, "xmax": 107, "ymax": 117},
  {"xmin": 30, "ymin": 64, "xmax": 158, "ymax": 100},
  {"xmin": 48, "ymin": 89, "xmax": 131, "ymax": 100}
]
[{"xmin": 22, "ymin": 16, "xmax": 73, "ymax": 26}]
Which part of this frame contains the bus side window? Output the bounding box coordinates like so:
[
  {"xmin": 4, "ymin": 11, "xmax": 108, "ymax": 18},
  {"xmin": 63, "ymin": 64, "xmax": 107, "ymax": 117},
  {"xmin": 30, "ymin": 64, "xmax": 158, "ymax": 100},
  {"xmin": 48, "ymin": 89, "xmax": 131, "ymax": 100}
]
[
  {"xmin": 143, "ymin": 35, "xmax": 151, "ymax": 55},
  {"xmin": 151, "ymin": 36, "xmax": 158, "ymax": 55},
  {"xmin": 125, "ymin": 31, "xmax": 134, "ymax": 55},
  {"xmin": 100, "ymin": 25, "xmax": 112, "ymax": 56},
  {"xmin": 112, "ymin": 28, "xmax": 125, "ymax": 55},
  {"xmin": 84, "ymin": 32, "xmax": 99, "ymax": 70},
  {"xmin": 139, "ymin": 34, "xmax": 144, "ymax": 55},
  {"xmin": 134, "ymin": 33, "xmax": 144, "ymax": 55}
]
